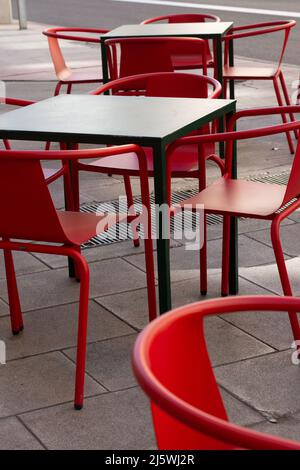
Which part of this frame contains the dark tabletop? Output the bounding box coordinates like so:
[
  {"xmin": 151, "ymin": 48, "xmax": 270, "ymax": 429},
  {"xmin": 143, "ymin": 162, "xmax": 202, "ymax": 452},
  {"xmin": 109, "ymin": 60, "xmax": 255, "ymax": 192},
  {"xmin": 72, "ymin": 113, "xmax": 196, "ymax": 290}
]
[
  {"xmin": 101, "ymin": 22, "xmax": 233, "ymax": 40},
  {"xmin": 0, "ymin": 94, "xmax": 236, "ymax": 146}
]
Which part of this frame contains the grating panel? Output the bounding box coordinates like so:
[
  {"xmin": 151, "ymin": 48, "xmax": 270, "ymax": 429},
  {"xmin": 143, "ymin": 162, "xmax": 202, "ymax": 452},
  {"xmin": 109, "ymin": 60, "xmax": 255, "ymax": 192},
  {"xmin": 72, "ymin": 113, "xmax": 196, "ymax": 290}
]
[{"xmin": 80, "ymin": 170, "xmax": 291, "ymax": 249}]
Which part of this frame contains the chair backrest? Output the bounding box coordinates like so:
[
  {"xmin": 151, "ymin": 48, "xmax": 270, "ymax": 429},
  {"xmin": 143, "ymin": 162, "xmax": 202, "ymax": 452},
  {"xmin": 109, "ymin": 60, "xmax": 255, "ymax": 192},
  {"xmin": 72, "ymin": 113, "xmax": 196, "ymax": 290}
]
[
  {"xmin": 92, "ymin": 72, "xmax": 221, "ymax": 99},
  {"xmin": 141, "ymin": 13, "xmax": 220, "ymax": 65},
  {"xmin": 141, "ymin": 13, "xmax": 221, "ymax": 25},
  {"xmin": 43, "ymin": 28, "xmax": 108, "ymax": 81},
  {"xmin": 283, "ymin": 134, "xmax": 300, "ymax": 203},
  {"xmin": 224, "ymin": 20, "xmax": 296, "ymax": 72},
  {"xmin": 133, "ymin": 295, "xmax": 300, "ymax": 450},
  {"xmin": 105, "ymin": 37, "xmax": 208, "ymax": 80},
  {"xmin": 0, "ymin": 151, "xmax": 68, "ymax": 243}
]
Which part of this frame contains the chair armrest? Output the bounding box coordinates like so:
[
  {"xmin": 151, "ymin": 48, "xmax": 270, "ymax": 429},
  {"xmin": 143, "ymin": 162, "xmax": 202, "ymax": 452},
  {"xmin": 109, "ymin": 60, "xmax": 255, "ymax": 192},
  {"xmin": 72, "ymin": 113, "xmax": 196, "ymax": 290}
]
[
  {"xmin": 167, "ymin": 107, "xmax": 300, "ymax": 176},
  {"xmin": 43, "ymin": 27, "xmax": 109, "ymax": 44},
  {"xmin": 1, "ymin": 97, "xmax": 35, "ymax": 107},
  {"xmin": 223, "ymin": 20, "xmax": 296, "ymax": 41}
]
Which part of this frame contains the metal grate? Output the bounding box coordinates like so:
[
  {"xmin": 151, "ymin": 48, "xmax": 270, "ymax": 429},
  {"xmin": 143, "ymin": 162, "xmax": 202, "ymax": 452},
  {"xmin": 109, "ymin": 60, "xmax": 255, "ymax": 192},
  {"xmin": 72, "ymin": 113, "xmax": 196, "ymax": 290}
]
[{"xmin": 80, "ymin": 169, "xmax": 291, "ymax": 249}]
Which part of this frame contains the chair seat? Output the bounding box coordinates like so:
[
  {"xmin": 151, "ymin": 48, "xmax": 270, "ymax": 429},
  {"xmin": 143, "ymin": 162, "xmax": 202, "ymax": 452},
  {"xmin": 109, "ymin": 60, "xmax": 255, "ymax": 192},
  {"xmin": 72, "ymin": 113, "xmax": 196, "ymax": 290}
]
[
  {"xmin": 57, "ymin": 210, "xmax": 127, "ymax": 245},
  {"xmin": 58, "ymin": 66, "xmax": 103, "ymax": 84},
  {"xmin": 178, "ymin": 178, "xmax": 286, "ymax": 217},
  {"xmin": 81, "ymin": 142, "xmax": 215, "ymax": 177},
  {"xmin": 171, "ymin": 54, "xmax": 214, "ymax": 69},
  {"xmin": 223, "ymin": 66, "xmax": 278, "ymax": 80}
]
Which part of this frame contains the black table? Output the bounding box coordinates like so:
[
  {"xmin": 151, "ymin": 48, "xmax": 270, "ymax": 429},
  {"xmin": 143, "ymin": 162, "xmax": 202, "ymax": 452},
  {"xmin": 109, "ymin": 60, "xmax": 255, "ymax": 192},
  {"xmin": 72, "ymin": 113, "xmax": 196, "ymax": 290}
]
[
  {"xmin": 0, "ymin": 94, "xmax": 237, "ymax": 313},
  {"xmin": 100, "ymin": 22, "xmax": 234, "ymax": 97}
]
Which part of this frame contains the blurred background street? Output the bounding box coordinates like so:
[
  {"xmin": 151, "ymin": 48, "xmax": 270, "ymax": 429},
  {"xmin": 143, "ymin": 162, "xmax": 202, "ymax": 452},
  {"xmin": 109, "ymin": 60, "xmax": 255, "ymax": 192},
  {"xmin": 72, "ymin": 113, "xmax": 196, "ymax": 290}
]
[{"xmin": 11, "ymin": 0, "xmax": 300, "ymax": 63}]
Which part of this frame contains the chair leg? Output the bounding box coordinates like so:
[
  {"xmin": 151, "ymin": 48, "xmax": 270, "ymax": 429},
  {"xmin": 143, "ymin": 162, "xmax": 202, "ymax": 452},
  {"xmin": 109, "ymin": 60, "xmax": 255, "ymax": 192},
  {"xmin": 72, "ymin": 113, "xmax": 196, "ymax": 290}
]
[
  {"xmin": 144, "ymin": 236, "xmax": 157, "ymax": 321},
  {"xmin": 221, "ymin": 215, "xmax": 231, "ymax": 297},
  {"xmin": 3, "ymin": 248, "xmax": 23, "ymax": 334},
  {"xmin": 271, "ymin": 218, "xmax": 300, "ymax": 342},
  {"xmin": 72, "ymin": 252, "xmax": 90, "ymax": 410},
  {"xmin": 223, "ymin": 78, "xmax": 228, "ymax": 99},
  {"xmin": 200, "ymin": 217, "xmax": 207, "ymax": 296},
  {"xmin": 273, "ymin": 77, "xmax": 295, "ymax": 154},
  {"xmin": 67, "ymin": 83, "xmax": 73, "ymax": 94},
  {"xmin": 198, "ymin": 162, "xmax": 207, "ymax": 295},
  {"xmin": 279, "ymin": 71, "xmax": 298, "ymax": 139},
  {"xmin": 3, "ymin": 139, "xmax": 11, "ymax": 150},
  {"xmin": 123, "ymin": 175, "xmax": 140, "ymax": 248}
]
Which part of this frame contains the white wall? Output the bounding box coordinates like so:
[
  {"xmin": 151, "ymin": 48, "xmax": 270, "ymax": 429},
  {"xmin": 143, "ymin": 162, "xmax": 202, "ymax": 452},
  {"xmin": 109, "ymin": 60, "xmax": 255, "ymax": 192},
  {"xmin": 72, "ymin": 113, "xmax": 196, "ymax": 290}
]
[{"xmin": 0, "ymin": 0, "xmax": 12, "ymax": 24}]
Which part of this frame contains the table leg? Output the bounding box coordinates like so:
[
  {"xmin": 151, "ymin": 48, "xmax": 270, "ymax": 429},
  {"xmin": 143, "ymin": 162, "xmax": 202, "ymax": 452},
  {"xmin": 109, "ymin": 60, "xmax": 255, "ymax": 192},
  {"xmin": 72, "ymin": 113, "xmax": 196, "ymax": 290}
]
[
  {"xmin": 153, "ymin": 142, "xmax": 172, "ymax": 314},
  {"xmin": 216, "ymin": 37, "xmax": 225, "ymax": 157},
  {"xmin": 227, "ymin": 106, "xmax": 239, "ymax": 295},
  {"xmin": 64, "ymin": 142, "xmax": 76, "ymax": 278},
  {"xmin": 229, "ymin": 38, "xmax": 235, "ymax": 100},
  {"xmin": 101, "ymin": 39, "xmax": 109, "ymax": 94}
]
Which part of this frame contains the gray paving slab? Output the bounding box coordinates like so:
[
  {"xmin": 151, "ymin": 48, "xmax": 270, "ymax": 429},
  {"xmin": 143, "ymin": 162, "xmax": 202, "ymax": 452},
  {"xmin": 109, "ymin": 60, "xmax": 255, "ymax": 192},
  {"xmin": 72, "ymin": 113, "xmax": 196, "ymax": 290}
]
[
  {"xmin": 215, "ymin": 350, "xmax": 300, "ymax": 419},
  {"xmin": 32, "ymin": 240, "xmax": 147, "ymax": 269},
  {"xmin": 125, "ymin": 235, "xmax": 281, "ymax": 284},
  {"xmin": 250, "ymin": 412, "xmax": 300, "ymax": 442},
  {"xmin": 96, "ymin": 287, "xmax": 153, "ymax": 331},
  {"xmin": 0, "ymin": 301, "xmax": 134, "ymax": 361},
  {"xmin": 97, "ymin": 275, "xmax": 273, "ymax": 331},
  {"xmin": 0, "ymin": 251, "xmax": 49, "ymax": 280},
  {"xmin": 222, "ymin": 308, "xmax": 300, "ymax": 351},
  {"xmin": 240, "ymin": 257, "xmax": 300, "ymax": 295},
  {"xmin": 0, "ymin": 258, "xmax": 148, "ymax": 311},
  {"xmin": 21, "ymin": 387, "xmax": 156, "ymax": 450},
  {"xmin": 0, "ymin": 298, "xmax": 9, "ymax": 317},
  {"xmin": 0, "ymin": 416, "xmax": 44, "ymax": 450},
  {"xmin": 248, "ymin": 223, "xmax": 300, "ymax": 257},
  {"xmin": 64, "ymin": 334, "xmax": 138, "ymax": 391},
  {"xmin": 0, "ymin": 351, "xmax": 103, "ymax": 418},
  {"xmin": 204, "ymin": 316, "xmax": 274, "ymax": 367},
  {"xmin": 220, "ymin": 388, "xmax": 264, "ymax": 426}
]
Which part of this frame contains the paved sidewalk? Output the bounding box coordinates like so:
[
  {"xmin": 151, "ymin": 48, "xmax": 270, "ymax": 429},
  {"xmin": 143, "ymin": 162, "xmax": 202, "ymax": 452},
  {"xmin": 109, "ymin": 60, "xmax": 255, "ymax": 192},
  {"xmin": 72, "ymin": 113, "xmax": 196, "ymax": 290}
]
[{"xmin": 0, "ymin": 22, "xmax": 300, "ymax": 449}]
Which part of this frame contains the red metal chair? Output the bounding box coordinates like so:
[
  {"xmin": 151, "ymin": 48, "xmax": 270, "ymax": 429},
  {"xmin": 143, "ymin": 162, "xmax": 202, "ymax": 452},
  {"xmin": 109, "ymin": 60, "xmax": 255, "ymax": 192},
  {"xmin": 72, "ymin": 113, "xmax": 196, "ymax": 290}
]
[
  {"xmin": 79, "ymin": 72, "xmax": 223, "ymax": 292},
  {"xmin": 141, "ymin": 13, "xmax": 221, "ymax": 72},
  {"xmin": 133, "ymin": 295, "xmax": 300, "ymax": 450},
  {"xmin": 43, "ymin": 27, "xmax": 109, "ymax": 96},
  {"xmin": 1, "ymin": 97, "xmax": 65, "ymax": 184},
  {"xmin": 0, "ymin": 145, "xmax": 155, "ymax": 409},
  {"xmin": 223, "ymin": 20, "xmax": 297, "ymax": 153},
  {"xmin": 104, "ymin": 37, "xmax": 208, "ymax": 81},
  {"xmin": 170, "ymin": 106, "xmax": 300, "ymax": 341}
]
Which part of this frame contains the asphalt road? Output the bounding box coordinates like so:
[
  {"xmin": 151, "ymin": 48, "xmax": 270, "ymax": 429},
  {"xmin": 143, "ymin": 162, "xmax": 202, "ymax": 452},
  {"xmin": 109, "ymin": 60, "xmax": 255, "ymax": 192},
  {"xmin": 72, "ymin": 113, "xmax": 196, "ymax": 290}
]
[{"xmin": 12, "ymin": 0, "xmax": 300, "ymax": 64}]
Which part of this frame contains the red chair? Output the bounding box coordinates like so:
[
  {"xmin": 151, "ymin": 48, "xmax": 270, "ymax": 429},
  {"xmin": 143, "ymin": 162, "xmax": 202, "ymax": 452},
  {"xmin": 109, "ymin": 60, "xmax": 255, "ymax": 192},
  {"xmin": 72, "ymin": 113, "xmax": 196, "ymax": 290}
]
[
  {"xmin": 79, "ymin": 72, "xmax": 223, "ymax": 293},
  {"xmin": 43, "ymin": 27, "xmax": 109, "ymax": 95},
  {"xmin": 141, "ymin": 13, "xmax": 221, "ymax": 72},
  {"xmin": 133, "ymin": 295, "xmax": 300, "ymax": 450},
  {"xmin": 1, "ymin": 97, "xmax": 66, "ymax": 184},
  {"xmin": 223, "ymin": 20, "xmax": 297, "ymax": 153},
  {"xmin": 170, "ymin": 106, "xmax": 300, "ymax": 341},
  {"xmin": 104, "ymin": 37, "xmax": 208, "ymax": 81},
  {"xmin": 0, "ymin": 145, "xmax": 155, "ymax": 409}
]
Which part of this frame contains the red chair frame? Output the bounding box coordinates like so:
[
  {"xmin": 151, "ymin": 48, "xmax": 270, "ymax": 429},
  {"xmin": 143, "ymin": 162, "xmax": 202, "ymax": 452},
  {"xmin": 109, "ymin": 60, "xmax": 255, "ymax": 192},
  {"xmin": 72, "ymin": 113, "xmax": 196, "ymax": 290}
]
[
  {"xmin": 141, "ymin": 13, "xmax": 221, "ymax": 71},
  {"xmin": 133, "ymin": 295, "xmax": 300, "ymax": 450},
  {"xmin": 0, "ymin": 145, "xmax": 155, "ymax": 409},
  {"xmin": 168, "ymin": 105, "xmax": 300, "ymax": 341},
  {"xmin": 104, "ymin": 36, "xmax": 208, "ymax": 81},
  {"xmin": 43, "ymin": 27, "xmax": 109, "ymax": 96},
  {"xmin": 223, "ymin": 20, "xmax": 297, "ymax": 153}
]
